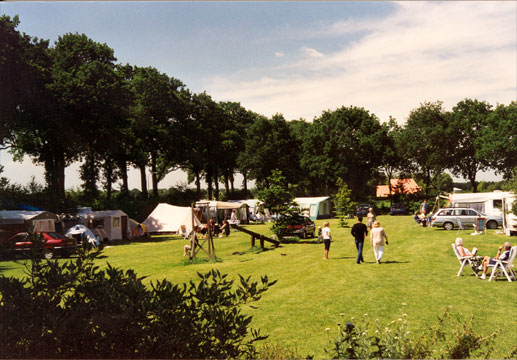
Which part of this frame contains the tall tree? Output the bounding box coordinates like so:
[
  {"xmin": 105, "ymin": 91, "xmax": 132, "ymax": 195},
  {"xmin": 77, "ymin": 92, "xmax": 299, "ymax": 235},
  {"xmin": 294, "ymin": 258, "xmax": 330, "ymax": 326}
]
[
  {"xmin": 300, "ymin": 106, "xmax": 384, "ymax": 199},
  {"xmin": 446, "ymin": 99, "xmax": 492, "ymax": 193},
  {"xmin": 479, "ymin": 102, "xmax": 517, "ymax": 180},
  {"xmin": 238, "ymin": 114, "xmax": 301, "ymax": 188},
  {"xmin": 399, "ymin": 101, "xmax": 450, "ymax": 197}
]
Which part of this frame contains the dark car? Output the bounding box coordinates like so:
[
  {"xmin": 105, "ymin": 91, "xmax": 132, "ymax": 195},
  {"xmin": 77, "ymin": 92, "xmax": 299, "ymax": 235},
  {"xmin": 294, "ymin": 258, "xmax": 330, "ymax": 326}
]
[
  {"xmin": 356, "ymin": 204, "xmax": 370, "ymax": 217},
  {"xmin": 286, "ymin": 215, "xmax": 316, "ymax": 239},
  {"xmin": 390, "ymin": 203, "xmax": 406, "ymax": 215},
  {"xmin": 4, "ymin": 232, "xmax": 79, "ymax": 259}
]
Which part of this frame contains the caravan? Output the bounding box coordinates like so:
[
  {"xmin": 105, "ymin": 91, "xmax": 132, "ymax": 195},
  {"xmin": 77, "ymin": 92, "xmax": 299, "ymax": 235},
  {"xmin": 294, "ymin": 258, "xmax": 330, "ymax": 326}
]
[
  {"xmin": 450, "ymin": 191, "xmax": 511, "ymax": 217},
  {"xmin": 503, "ymin": 193, "xmax": 517, "ymax": 236}
]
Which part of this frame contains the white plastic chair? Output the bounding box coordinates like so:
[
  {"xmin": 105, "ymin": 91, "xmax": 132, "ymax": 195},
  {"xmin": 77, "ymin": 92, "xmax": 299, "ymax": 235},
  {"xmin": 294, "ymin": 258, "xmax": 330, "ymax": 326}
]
[
  {"xmin": 488, "ymin": 246, "xmax": 517, "ymax": 282},
  {"xmin": 452, "ymin": 243, "xmax": 478, "ymax": 277}
]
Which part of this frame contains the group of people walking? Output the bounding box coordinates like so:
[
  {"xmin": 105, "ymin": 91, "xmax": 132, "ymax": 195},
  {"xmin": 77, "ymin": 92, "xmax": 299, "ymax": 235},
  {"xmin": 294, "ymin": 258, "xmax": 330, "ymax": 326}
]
[{"xmin": 321, "ymin": 208, "xmax": 389, "ymax": 264}]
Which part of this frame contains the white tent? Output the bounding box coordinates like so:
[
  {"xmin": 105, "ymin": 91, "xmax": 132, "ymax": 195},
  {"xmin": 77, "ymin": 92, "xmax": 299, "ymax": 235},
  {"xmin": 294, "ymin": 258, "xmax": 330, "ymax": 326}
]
[
  {"xmin": 142, "ymin": 203, "xmax": 200, "ymax": 235},
  {"xmin": 65, "ymin": 224, "xmax": 100, "ymax": 247}
]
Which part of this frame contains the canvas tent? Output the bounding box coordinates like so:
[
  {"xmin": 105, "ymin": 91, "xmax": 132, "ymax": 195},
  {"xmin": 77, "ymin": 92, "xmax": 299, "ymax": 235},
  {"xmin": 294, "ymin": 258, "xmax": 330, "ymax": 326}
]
[
  {"xmin": 450, "ymin": 191, "xmax": 510, "ymax": 217},
  {"xmin": 195, "ymin": 200, "xmax": 248, "ymax": 223},
  {"xmin": 294, "ymin": 197, "xmax": 332, "ymax": 220},
  {"xmin": 0, "ymin": 210, "xmax": 57, "ymax": 243},
  {"xmin": 142, "ymin": 203, "xmax": 201, "ymax": 235},
  {"xmin": 78, "ymin": 209, "xmax": 130, "ymax": 242}
]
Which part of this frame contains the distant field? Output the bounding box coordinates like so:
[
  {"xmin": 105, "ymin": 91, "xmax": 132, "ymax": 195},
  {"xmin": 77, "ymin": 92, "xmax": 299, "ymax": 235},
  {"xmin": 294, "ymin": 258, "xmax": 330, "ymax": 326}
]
[{"xmin": 1, "ymin": 215, "xmax": 516, "ymax": 358}]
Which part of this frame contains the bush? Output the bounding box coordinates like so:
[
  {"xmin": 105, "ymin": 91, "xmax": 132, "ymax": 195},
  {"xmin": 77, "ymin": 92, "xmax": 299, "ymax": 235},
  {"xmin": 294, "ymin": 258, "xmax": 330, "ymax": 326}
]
[
  {"xmin": 324, "ymin": 307, "xmax": 510, "ymax": 359},
  {"xmin": 0, "ymin": 248, "xmax": 276, "ymax": 358}
]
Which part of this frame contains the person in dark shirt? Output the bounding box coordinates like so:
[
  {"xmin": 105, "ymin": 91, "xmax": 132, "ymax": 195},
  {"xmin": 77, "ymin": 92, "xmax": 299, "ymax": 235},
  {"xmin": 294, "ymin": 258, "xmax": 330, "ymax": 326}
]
[{"xmin": 351, "ymin": 216, "xmax": 368, "ymax": 264}]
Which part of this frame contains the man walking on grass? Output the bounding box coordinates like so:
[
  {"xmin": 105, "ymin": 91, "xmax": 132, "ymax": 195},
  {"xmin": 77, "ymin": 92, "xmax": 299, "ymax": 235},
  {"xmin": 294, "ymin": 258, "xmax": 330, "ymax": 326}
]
[{"xmin": 351, "ymin": 216, "xmax": 368, "ymax": 264}]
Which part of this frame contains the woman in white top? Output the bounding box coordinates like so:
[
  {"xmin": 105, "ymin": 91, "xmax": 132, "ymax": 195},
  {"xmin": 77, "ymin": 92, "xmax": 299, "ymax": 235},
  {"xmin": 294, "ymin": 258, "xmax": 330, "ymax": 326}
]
[
  {"xmin": 321, "ymin": 221, "xmax": 332, "ymax": 260},
  {"xmin": 370, "ymin": 220, "xmax": 388, "ymax": 264}
]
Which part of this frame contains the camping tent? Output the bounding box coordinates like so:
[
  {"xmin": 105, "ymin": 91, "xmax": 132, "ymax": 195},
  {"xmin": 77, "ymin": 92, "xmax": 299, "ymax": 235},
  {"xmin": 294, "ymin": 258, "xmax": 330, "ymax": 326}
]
[
  {"xmin": 450, "ymin": 191, "xmax": 511, "ymax": 217},
  {"xmin": 195, "ymin": 200, "xmax": 248, "ymax": 223},
  {"xmin": 142, "ymin": 203, "xmax": 200, "ymax": 235},
  {"xmin": 78, "ymin": 209, "xmax": 130, "ymax": 241},
  {"xmin": 294, "ymin": 197, "xmax": 332, "ymax": 220},
  {"xmin": 65, "ymin": 224, "xmax": 100, "ymax": 247},
  {"xmin": 0, "ymin": 210, "xmax": 57, "ymax": 243}
]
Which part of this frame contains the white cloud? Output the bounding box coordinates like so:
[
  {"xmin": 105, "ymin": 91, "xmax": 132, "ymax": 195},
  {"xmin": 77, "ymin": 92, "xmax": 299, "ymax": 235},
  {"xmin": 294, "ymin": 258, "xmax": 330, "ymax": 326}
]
[
  {"xmin": 301, "ymin": 46, "xmax": 324, "ymax": 58},
  {"xmin": 205, "ymin": 2, "xmax": 516, "ymax": 123},
  {"xmin": 274, "ymin": 51, "xmax": 285, "ymax": 58}
]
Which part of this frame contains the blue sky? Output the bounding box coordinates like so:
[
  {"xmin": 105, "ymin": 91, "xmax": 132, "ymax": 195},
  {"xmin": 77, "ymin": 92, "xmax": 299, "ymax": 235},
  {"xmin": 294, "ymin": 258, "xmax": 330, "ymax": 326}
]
[{"xmin": 1, "ymin": 1, "xmax": 515, "ymax": 189}]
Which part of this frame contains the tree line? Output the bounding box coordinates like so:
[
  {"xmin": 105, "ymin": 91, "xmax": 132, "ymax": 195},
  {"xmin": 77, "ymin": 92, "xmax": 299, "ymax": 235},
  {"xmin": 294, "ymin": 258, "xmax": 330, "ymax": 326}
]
[{"xmin": 1, "ymin": 15, "xmax": 516, "ymax": 212}]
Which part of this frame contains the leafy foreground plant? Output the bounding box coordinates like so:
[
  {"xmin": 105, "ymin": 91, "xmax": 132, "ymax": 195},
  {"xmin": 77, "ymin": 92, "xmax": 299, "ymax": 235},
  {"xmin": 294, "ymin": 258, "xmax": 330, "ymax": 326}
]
[
  {"xmin": 0, "ymin": 249, "xmax": 276, "ymax": 359},
  {"xmin": 324, "ymin": 307, "xmax": 514, "ymax": 359}
]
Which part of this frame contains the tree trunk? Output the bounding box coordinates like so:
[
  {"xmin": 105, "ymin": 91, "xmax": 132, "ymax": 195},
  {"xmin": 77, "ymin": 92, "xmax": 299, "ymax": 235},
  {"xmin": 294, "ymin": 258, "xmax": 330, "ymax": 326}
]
[
  {"xmin": 242, "ymin": 171, "xmax": 248, "ymax": 193},
  {"xmin": 151, "ymin": 152, "xmax": 159, "ymax": 197},
  {"xmin": 195, "ymin": 172, "xmax": 201, "ymax": 195},
  {"xmin": 105, "ymin": 160, "xmax": 113, "ymax": 201},
  {"xmin": 206, "ymin": 169, "xmax": 213, "ymax": 200},
  {"xmin": 139, "ymin": 164, "xmax": 148, "ymax": 198},
  {"xmin": 118, "ymin": 158, "xmax": 129, "ymax": 194},
  {"xmin": 45, "ymin": 150, "xmax": 66, "ymax": 212},
  {"xmin": 214, "ymin": 167, "xmax": 219, "ymax": 200},
  {"xmin": 229, "ymin": 172, "xmax": 235, "ymax": 194},
  {"xmin": 224, "ymin": 172, "xmax": 230, "ymax": 197}
]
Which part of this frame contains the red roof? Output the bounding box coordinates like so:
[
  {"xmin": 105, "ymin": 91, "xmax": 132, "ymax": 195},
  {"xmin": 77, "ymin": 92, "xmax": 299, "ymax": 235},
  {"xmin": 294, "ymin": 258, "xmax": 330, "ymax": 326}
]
[{"xmin": 376, "ymin": 179, "xmax": 421, "ymax": 197}]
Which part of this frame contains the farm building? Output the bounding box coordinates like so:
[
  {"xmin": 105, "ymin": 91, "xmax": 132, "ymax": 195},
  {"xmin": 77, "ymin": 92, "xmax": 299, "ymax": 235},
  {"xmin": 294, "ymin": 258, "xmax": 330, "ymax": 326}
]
[{"xmin": 376, "ymin": 178, "xmax": 421, "ymax": 198}]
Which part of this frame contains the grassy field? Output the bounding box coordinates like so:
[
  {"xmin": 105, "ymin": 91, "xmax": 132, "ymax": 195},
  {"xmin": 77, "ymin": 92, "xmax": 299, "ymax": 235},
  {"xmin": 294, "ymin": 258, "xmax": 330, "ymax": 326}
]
[{"xmin": 1, "ymin": 215, "xmax": 516, "ymax": 358}]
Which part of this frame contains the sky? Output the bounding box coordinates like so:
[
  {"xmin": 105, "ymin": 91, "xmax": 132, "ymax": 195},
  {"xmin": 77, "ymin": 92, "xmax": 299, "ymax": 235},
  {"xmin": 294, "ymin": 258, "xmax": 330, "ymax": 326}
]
[{"xmin": 1, "ymin": 1, "xmax": 516, "ymax": 190}]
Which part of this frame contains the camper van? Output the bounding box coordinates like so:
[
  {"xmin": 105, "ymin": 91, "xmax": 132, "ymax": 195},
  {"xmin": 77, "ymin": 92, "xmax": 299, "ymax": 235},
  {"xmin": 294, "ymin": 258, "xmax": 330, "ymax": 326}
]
[{"xmin": 450, "ymin": 191, "xmax": 511, "ymax": 217}]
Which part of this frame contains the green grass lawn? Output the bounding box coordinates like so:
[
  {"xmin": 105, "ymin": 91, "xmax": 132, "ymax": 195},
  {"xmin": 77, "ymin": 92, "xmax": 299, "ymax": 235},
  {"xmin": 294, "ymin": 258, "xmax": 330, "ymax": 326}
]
[{"xmin": 1, "ymin": 215, "xmax": 516, "ymax": 358}]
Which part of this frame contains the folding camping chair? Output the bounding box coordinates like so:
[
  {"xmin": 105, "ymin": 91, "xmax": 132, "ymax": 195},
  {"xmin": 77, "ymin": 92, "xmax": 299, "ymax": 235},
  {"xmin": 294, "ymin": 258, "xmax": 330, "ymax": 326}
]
[
  {"xmin": 488, "ymin": 246, "xmax": 517, "ymax": 282},
  {"xmin": 452, "ymin": 243, "xmax": 478, "ymax": 277}
]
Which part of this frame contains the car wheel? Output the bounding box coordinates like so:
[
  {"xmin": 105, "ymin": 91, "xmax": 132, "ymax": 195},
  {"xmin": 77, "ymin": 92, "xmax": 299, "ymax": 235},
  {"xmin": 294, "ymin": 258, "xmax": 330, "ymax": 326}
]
[
  {"xmin": 486, "ymin": 220, "xmax": 498, "ymax": 230},
  {"xmin": 43, "ymin": 250, "xmax": 54, "ymax": 260},
  {"xmin": 443, "ymin": 222, "xmax": 454, "ymax": 231}
]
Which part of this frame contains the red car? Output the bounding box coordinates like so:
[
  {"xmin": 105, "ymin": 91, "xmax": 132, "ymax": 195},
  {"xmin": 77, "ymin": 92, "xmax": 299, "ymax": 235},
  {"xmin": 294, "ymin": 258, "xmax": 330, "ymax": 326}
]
[{"xmin": 5, "ymin": 232, "xmax": 79, "ymax": 259}]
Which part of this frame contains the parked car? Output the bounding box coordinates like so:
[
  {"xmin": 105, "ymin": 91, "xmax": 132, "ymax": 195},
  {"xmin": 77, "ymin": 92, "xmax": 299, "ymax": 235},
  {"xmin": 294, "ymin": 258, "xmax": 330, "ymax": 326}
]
[
  {"xmin": 430, "ymin": 208, "xmax": 503, "ymax": 231},
  {"xmin": 3, "ymin": 232, "xmax": 79, "ymax": 259},
  {"xmin": 390, "ymin": 203, "xmax": 406, "ymax": 215},
  {"xmin": 286, "ymin": 215, "xmax": 316, "ymax": 239},
  {"xmin": 356, "ymin": 204, "xmax": 370, "ymax": 217}
]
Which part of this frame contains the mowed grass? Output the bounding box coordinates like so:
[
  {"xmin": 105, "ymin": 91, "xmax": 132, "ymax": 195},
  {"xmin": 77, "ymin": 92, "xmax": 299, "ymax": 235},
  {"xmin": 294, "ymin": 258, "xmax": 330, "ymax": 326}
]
[{"xmin": 1, "ymin": 216, "xmax": 516, "ymax": 358}]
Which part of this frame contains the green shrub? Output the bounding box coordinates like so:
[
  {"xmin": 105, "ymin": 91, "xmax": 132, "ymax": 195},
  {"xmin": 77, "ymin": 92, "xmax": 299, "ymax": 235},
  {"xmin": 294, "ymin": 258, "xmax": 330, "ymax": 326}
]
[
  {"xmin": 0, "ymin": 249, "xmax": 276, "ymax": 358},
  {"xmin": 324, "ymin": 307, "xmax": 504, "ymax": 359}
]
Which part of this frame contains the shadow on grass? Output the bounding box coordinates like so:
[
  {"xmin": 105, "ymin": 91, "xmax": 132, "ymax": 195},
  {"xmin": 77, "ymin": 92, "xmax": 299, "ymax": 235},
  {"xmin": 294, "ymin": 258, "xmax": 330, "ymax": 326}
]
[
  {"xmin": 103, "ymin": 236, "xmax": 180, "ymax": 247},
  {"xmin": 232, "ymin": 246, "xmax": 280, "ymax": 256},
  {"xmin": 182, "ymin": 256, "xmax": 223, "ymax": 266}
]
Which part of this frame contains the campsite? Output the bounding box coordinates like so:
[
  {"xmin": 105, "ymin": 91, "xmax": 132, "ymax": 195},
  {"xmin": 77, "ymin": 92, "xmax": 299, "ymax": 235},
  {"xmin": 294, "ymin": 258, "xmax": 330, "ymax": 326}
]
[
  {"xmin": 1, "ymin": 3, "xmax": 516, "ymax": 358},
  {"xmin": 1, "ymin": 214, "xmax": 515, "ymax": 358}
]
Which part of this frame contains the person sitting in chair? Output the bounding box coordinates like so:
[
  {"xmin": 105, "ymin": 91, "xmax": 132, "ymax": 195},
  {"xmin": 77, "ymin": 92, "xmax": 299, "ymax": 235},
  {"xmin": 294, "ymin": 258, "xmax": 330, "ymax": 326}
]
[
  {"xmin": 413, "ymin": 211, "xmax": 422, "ymax": 224},
  {"xmin": 455, "ymin": 237, "xmax": 482, "ymax": 274},
  {"xmin": 479, "ymin": 242, "xmax": 512, "ymax": 280}
]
